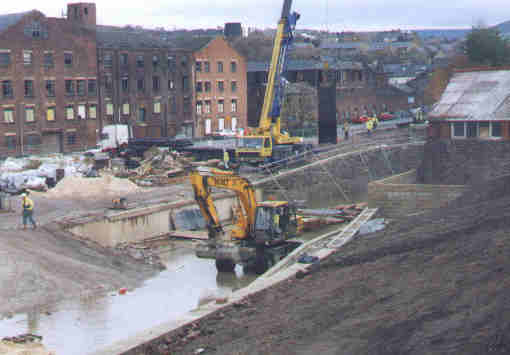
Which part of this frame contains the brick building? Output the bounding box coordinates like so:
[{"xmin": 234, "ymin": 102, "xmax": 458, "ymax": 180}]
[
  {"xmin": 192, "ymin": 36, "xmax": 247, "ymax": 136},
  {"xmin": 247, "ymin": 59, "xmax": 412, "ymax": 127},
  {"xmin": 0, "ymin": 3, "xmax": 98, "ymax": 156},
  {"xmin": 96, "ymin": 27, "xmax": 194, "ymax": 138},
  {"xmin": 428, "ymin": 67, "xmax": 510, "ymax": 140}
]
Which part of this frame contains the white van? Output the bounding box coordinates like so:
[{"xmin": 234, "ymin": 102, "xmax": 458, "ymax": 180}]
[{"xmin": 98, "ymin": 124, "xmax": 131, "ymax": 153}]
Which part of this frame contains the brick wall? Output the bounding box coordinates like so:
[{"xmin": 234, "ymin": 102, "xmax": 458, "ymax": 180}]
[{"xmin": 368, "ymin": 170, "xmax": 467, "ymax": 217}]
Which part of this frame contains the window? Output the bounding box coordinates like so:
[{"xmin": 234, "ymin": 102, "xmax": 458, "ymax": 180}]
[
  {"xmin": 3, "ymin": 108, "xmax": 14, "ymax": 123},
  {"xmin": 46, "ymin": 107, "xmax": 55, "ymax": 121},
  {"xmin": 168, "ymin": 79, "xmax": 175, "ymax": 90},
  {"xmin": 6, "ymin": 135, "xmax": 16, "ymax": 149},
  {"xmin": 77, "ymin": 104, "xmax": 86, "ymax": 119},
  {"xmin": 122, "ymin": 103, "xmax": 130, "ymax": 115},
  {"xmin": 479, "ymin": 122, "xmax": 490, "ymax": 138},
  {"xmin": 196, "ymin": 101, "xmax": 202, "ymax": 114},
  {"xmin": 183, "ymin": 96, "xmax": 191, "ymax": 113},
  {"xmin": 138, "ymin": 107, "xmax": 146, "ymax": 122},
  {"xmin": 26, "ymin": 134, "xmax": 41, "ymax": 146},
  {"xmin": 89, "ymin": 104, "xmax": 97, "ymax": 119},
  {"xmin": 204, "ymin": 100, "xmax": 211, "ymax": 114},
  {"xmin": 65, "ymin": 80, "xmax": 74, "ymax": 96},
  {"xmin": 153, "ymin": 76, "xmax": 160, "ymax": 92},
  {"xmin": 466, "ymin": 122, "xmax": 477, "ymax": 137},
  {"xmin": 231, "ymin": 99, "xmax": 237, "ymax": 112},
  {"xmin": 103, "ymin": 54, "xmax": 113, "ymax": 68},
  {"xmin": 452, "ymin": 122, "xmax": 464, "ymax": 137},
  {"xmin": 492, "ymin": 122, "xmax": 502, "ymax": 137},
  {"xmin": 45, "ymin": 80, "xmax": 55, "ymax": 97},
  {"xmin": 0, "ymin": 52, "xmax": 10, "ymax": 66},
  {"xmin": 2, "ymin": 80, "xmax": 13, "ymax": 98},
  {"xmin": 23, "ymin": 51, "xmax": 32, "ymax": 66},
  {"xmin": 137, "ymin": 78, "xmax": 144, "ymax": 92},
  {"xmin": 182, "ymin": 76, "xmax": 189, "ymax": 91},
  {"xmin": 88, "ymin": 79, "xmax": 97, "ymax": 96},
  {"xmin": 196, "ymin": 81, "xmax": 203, "ymax": 92},
  {"xmin": 204, "ymin": 81, "xmax": 211, "ymax": 93},
  {"xmin": 120, "ymin": 53, "xmax": 129, "ymax": 66},
  {"xmin": 136, "ymin": 55, "xmax": 144, "ymax": 68},
  {"xmin": 121, "ymin": 77, "xmax": 129, "ymax": 92},
  {"xmin": 67, "ymin": 132, "xmax": 77, "ymax": 145},
  {"xmin": 77, "ymin": 80, "xmax": 86, "ymax": 96},
  {"xmin": 218, "ymin": 118, "xmax": 224, "ymax": 130},
  {"xmin": 231, "ymin": 61, "xmax": 237, "ymax": 73},
  {"xmin": 106, "ymin": 103, "xmax": 113, "ymax": 115},
  {"xmin": 66, "ymin": 106, "xmax": 74, "ymax": 120},
  {"xmin": 25, "ymin": 107, "xmax": 35, "ymax": 122},
  {"xmin": 104, "ymin": 75, "xmax": 113, "ymax": 93},
  {"xmin": 64, "ymin": 52, "xmax": 73, "ymax": 67},
  {"xmin": 195, "ymin": 61, "xmax": 202, "ymax": 72},
  {"xmin": 152, "ymin": 55, "xmax": 159, "ymax": 68},
  {"xmin": 169, "ymin": 96, "xmax": 176, "ymax": 113},
  {"xmin": 218, "ymin": 81, "xmax": 224, "ymax": 92},
  {"xmin": 231, "ymin": 81, "xmax": 237, "ymax": 92},
  {"xmin": 24, "ymin": 80, "xmax": 34, "ymax": 97},
  {"xmin": 218, "ymin": 99, "xmax": 224, "ymax": 113},
  {"xmin": 217, "ymin": 61, "xmax": 223, "ymax": 73},
  {"xmin": 204, "ymin": 61, "xmax": 210, "ymax": 72},
  {"xmin": 154, "ymin": 101, "xmax": 161, "ymax": 113},
  {"xmin": 167, "ymin": 55, "xmax": 176, "ymax": 71}
]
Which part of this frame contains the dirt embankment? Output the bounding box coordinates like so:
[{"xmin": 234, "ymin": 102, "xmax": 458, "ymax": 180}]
[{"xmin": 136, "ymin": 178, "xmax": 510, "ymax": 355}]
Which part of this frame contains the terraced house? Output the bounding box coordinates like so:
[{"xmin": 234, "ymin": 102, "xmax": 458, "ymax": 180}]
[{"xmin": 0, "ymin": 3, "xmax": 98, "ymax": 156}]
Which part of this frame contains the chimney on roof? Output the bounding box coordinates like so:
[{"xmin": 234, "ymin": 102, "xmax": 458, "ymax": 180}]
[{"xmin": 67, "ymin": 3, "xmax": 96, "ymax": 27}]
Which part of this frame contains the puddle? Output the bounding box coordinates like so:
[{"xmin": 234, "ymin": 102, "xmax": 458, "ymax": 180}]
[{"xmin": 0, "ymin": 248, "xmax": 255, "ymax": 354}]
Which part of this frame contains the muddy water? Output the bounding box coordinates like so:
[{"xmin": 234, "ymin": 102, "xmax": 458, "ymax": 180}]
[{"xmin": 0, "ymin": 247, "xmax": 256, "ymax": 354}]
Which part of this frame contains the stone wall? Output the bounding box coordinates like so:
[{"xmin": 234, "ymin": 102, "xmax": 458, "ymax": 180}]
[
  {"xmin": 368, "ymin": 170, "xmax": 467, "ymax": 217},
  {"xmin": 420, "ymin": 139, "xmax": 510, "ymax": 185},
  {"xmin": 254, "ymin": 143, "xmax": 425, "ymax": 207}
]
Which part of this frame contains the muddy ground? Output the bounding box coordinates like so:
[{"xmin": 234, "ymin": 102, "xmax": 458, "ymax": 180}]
[
  {"xmin": 141, "ymin": 175, "xmax": 510, "ymax": 355},
  {"xmin": 0, "ymin": 184, "xmax": 194, "ymax": 317}
]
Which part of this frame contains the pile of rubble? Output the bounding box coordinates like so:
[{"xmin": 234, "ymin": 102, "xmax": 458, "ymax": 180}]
[{"xmin": 1, "ymin": 334, "xmax": 53, "ymax": 355}]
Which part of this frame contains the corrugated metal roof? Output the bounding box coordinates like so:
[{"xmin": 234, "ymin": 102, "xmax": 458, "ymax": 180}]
[
  {"xmin": 0, "ymin": 11, "xmax": 30, "ymax": 33},
  {"xmin": 429, "ymin": 70, "xmax": 510, "ymax": 121}
]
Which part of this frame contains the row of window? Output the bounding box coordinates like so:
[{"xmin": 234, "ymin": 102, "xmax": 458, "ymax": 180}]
[
  {"xmin": 195, "ymin": 60, "xmax": 237, "ymax": 74},
  {"xmin": 196, "ymin": 80, "xmax": 237, "ymax": 93},
  {"xmin": 103, "ymin": 53, "xmax": 185, "ymax": 71},
  {"xmin": 204, "ymin": 117, "xmax": 239, "ymax": 135},
  {"xmin": 4, "ymin": 132, "xmax": 78, "ymax": 150},
  {"xmin": 104, "ymin": 96, "xmax": 190, "ymax": 119},
  {"xmin": 0, "ymin": 50, "xmax": 73, "ymax": 68},
  {"xmin": 1, "ymin": 79, "xmax": 97, "ymax": 99},
  {"xmin": 196, "ymin": 99, "xmax": 237, "ymax": 115},
  {"xmin": 1, "ymin": 104, "xmax": 97, "ymax": 124},
  {"xmin": 451, "ymin": 121, "xmax": 502, "ymax": 139},
  {"xmin": 104, "ymin": 76, "xmax": 189, "ymax": 94}
]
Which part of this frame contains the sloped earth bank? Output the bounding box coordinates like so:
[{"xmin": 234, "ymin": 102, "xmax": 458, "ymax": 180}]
[{"xmin": 139, "ymin": 178, "xmax": 510, "ymax": 355}]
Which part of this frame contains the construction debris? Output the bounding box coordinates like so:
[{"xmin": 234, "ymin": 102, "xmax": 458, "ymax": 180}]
[
  {"xmin": 0, "ymin": 334, "xmax": 53, "ymax": 355},
  {"xmin": 299, "ymin": 203, "xmax": 367, "ymax": 231}
]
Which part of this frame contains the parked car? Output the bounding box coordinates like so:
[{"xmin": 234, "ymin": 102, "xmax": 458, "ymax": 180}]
[
  {"xmin": 351, "ymin": 115, "xmax": 370, "ymax": 124},
  {"xmin": 379, "ymin": 112, "xmax": 395, "ymax": 121}
]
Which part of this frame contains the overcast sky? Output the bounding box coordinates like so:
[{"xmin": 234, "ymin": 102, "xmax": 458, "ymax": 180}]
[{"xmin": 2, "ymin": 0, "xmax": 509, "ymax": 32}]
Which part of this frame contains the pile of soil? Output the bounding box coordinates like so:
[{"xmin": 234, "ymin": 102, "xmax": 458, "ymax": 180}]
[
  {"xmin": 138, "ymin": 176, "xmax": 510, "ymax": 355},
  {"xmin": 44, "ymin": 174, "xmax": 140, "ymax": 198}
]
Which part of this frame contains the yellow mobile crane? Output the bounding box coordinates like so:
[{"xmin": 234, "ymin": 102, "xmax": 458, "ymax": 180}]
[
  {"xmin": 190, "ymin": 167, "xmax": 301, "ymax": 273},
  {"xmin": 236, "ymin": 0, "xmax": 309, "ymax": 164}
]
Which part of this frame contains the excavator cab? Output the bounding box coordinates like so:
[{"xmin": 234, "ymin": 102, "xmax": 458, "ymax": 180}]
[{"xmin": 254, "ymin": 201, "xmax": 297, "ymax": 243}]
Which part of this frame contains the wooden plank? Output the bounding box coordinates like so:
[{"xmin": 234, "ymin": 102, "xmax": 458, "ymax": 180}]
[{"xmin": 168, "ymin": 230, "xmax": 209, "ymax": 240}]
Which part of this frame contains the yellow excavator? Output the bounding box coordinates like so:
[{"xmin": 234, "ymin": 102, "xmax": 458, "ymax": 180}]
[
  {"xmin": 235, "ymin": 0, "xmax": 309, "ymax": 164},
  {"xmin": 190, "ymin": 166, "xmax": 301, "ymax": 273}
]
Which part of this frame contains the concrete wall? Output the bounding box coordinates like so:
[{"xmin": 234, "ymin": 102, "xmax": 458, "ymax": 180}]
[
  {"xmin": 69, "ymin": 194, "xmax": 240, "ymax": 247},
  {"xmin": 255, "ymin": 143, "xmax": 425, "ymax": 208},
  {"xmin": 368, "ymin": 170, "xmax": 467, "ymax": 217}
]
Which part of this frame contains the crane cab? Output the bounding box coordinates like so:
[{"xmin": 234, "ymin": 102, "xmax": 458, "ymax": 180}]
[{"xmin": 235, "ymin": 135, "xmax": 273, "ymax": 162}]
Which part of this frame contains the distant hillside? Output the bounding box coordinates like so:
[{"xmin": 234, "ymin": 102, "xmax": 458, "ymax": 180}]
[
  {"xmin": 413, "ymin": 28, "xmax": 470, "ymax": 40},
  {"xmin": 494, "ymin": 20, "xmax": 510, "ymax": 34}
]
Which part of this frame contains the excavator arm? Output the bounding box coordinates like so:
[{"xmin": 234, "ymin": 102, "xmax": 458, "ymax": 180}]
[{"xmin": 190, "ymin": 167, "xmax": 258, "ymax": 240}]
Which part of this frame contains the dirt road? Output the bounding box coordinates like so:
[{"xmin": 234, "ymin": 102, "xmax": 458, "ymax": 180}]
[{"xmin": 141, "ymin": 176, "xmax": 510, "ymax": 355}]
